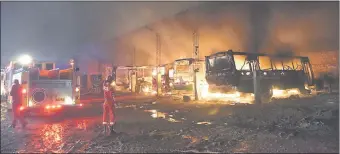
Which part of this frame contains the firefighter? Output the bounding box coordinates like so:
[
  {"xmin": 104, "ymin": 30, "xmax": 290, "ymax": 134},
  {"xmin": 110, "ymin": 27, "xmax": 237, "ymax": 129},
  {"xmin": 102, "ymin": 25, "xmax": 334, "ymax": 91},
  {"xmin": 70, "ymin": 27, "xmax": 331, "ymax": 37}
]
[
  {"xmin": 10, "ymin": 79, "xmax": 27, "ymax": 128},
  {"xmin": 102, "ymin": 79, "xmax": 116, "ymax": 134}
]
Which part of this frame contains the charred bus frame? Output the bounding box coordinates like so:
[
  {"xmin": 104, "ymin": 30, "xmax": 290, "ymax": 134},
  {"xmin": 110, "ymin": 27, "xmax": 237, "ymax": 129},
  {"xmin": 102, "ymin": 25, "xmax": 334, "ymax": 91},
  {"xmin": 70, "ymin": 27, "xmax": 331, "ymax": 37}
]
[{"xmin": 205, "ymin": 50, "xmax": 314, "ymax": 95}]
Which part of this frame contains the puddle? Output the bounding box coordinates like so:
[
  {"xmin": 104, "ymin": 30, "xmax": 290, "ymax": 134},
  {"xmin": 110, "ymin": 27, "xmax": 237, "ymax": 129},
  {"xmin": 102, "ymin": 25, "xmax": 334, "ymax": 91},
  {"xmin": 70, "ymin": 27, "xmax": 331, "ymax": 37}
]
[
  {"xmin": 196, "ymin": 121, "xmax": 212, "ymax": 125},
  {"xmin": 167, "ymin": 118, "xmax": 181, "ymax": 123},
  {"xmin": 40, "ymin": 124, "xmax": 64, "ymax": 150},
  {"xmin": 76, "ymin": 120, "xmax": 88, "ymax": 130},
  {"xmin": 117, "ymin": 105, "xmax": 137, "ymax": 109},
  {"xmin": 182, "ymin": 135, "xmax": 199, "ymax": 144},
  {"xmin": 144, "ymin": 109, "xmax": 182, "ymax": 123},
  {"xmin": 208, "ymin": 108, "xmax": 220, "ymax": 115}
]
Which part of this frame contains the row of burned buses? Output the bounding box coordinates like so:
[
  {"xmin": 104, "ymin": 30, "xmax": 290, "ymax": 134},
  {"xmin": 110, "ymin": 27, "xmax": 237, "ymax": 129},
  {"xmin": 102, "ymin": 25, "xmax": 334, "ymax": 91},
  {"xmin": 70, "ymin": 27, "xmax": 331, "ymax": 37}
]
[{"xmin": 112, "ymin": 50, "xmax": 314, "ymax": 101}]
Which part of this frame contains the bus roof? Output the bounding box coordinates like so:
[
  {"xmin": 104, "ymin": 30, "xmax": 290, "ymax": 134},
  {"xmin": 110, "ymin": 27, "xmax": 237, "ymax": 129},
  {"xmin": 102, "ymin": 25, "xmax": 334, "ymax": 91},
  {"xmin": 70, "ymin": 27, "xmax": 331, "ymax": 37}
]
[
  {"xmin": 208, "ymin": 50, "xmax": 309, "ymax": 59},
  {"xmin": 174, "ymin": 58, "xmax": 204, "ymax": 62}
]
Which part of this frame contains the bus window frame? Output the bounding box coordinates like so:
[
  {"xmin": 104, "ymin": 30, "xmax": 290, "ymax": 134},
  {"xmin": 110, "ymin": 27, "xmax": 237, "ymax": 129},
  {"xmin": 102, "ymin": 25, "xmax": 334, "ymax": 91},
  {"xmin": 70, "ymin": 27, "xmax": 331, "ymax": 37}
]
[
  {"xmin": 258, "ymin": 56, "xmax": 273, "ymax": 71},
  {"xmin": 233, "ymin": 55, "xmax": 251, "ymax": 71}
]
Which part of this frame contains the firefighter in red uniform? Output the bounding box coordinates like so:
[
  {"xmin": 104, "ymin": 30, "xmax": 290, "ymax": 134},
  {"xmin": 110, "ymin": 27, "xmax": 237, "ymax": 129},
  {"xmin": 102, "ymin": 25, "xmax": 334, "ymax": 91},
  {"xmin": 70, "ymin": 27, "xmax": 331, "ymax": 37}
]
[
  {"xmin": 103, "ymin": 76, "xmax": 116, "ymax": 134},
  {"xmin": 10, "ymin": 79, "xmax": 27, "ymax": 128}
]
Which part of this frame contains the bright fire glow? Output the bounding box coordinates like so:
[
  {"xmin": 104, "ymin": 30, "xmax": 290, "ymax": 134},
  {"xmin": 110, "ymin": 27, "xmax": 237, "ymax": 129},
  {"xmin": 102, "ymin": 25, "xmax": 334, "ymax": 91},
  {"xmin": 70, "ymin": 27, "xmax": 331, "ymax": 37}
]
[
  {"xmin": 152, "ymin": 69, "xmax": 157, "ymax": 76},
  {"xmin": 75, "ymin": 87, "xmax": 80, "ymax": 92},
  {"xmin": 152, "ymin": 91, "xmax": 157, "ymax": 95},
  {"xmin": 19, "ymin": 106, "xmax": 25, "ymax": 111},
  {"xmin": 22, "ymin": 88, "xmax": 27, "ymax": 94},
  {"xmin": 142, "ymin": 86, "xmax": 150, "ymax": 93},
  {"xmin": 110, "ymin": 81, "xmax": 116, "ymax": 87},
  {"xmin": 272, "ymin": 88, "xmax": 300, "ymax": 98},
  {"xmin": 198, "ymin": 80, "xmax": 254, "ymax": 104}
]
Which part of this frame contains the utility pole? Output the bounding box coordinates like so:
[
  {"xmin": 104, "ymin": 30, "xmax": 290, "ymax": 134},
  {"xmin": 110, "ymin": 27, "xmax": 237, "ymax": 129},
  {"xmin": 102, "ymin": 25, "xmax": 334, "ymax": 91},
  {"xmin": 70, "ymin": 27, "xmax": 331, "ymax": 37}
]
[
  {"xmin": 193, "ymin": 29, "xmax": 199, "ymax": 101},
  {"xmin": 156, "ymin": 32, "xmax": 161, "ymax": 96},
  {"xmin": 145, "ymin": 26, "xmax": 162, "ymax": 96},
  {"xmin": 133, "ymin": 46, "xmax": 136, "ymax": 66}
]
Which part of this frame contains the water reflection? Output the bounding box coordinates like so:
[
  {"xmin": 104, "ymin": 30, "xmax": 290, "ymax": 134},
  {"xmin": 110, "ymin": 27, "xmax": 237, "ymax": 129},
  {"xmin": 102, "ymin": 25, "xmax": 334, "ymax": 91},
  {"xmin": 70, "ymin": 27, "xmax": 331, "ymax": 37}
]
[
  {"xmin": 41, "ymin": 124, "xmax": 64, "ymax": 150},
  {"xmin": 196, "ymin": 121, "xmax": 212, "ymax": 125},
  {"xmin": 182, "ymin": 135, "xmax": 199, "ymax": 144},
  {"xmin": 144, "ymin": 109, "xmax": 182, "ymax": 123},
  {"xmin": 76, "ymin": 120, "xmax": 88, "ymax": 130},
  {"xmin": 233, "ymin": 141, "xmax": 250, "ymax": 152}
]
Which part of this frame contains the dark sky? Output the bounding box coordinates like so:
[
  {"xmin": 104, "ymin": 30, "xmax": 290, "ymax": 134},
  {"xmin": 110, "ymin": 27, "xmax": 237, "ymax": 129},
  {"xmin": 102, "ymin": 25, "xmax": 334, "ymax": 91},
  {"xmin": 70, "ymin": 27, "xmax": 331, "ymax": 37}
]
[{"xmin": 1, "ymin": 2, "xmax": 201, "ymax": 66}]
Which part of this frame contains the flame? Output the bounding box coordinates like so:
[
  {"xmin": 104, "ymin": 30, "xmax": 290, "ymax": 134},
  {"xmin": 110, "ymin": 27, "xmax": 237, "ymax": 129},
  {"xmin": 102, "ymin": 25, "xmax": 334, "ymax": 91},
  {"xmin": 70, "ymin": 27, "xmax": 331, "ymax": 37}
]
[
  {"xmin": 272, "ymin": 88, "xmax": 300, "ymax": 98},
  {"xmin": 198, "ymin": 80, "xmax": 254, "ymax": 104}
]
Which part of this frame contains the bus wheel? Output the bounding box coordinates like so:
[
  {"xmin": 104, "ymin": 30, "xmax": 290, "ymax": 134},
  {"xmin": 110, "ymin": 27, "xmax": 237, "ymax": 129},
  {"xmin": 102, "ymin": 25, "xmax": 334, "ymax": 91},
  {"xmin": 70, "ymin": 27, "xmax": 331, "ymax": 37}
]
[
  {"xmin": 260, "ymin": 88, "xmax": 273, "ymax": 104},
  {"xmin": 299, "ymin": 87, "xmax": 310, "ymax": 95}
]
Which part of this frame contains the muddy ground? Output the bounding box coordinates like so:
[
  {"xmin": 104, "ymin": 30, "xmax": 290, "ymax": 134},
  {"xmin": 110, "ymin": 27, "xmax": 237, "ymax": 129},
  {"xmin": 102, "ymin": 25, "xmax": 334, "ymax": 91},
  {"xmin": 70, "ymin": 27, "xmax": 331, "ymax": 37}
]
[{"xmin": 1, "ymin": 93, "xmax": 339, "ymax": 153}]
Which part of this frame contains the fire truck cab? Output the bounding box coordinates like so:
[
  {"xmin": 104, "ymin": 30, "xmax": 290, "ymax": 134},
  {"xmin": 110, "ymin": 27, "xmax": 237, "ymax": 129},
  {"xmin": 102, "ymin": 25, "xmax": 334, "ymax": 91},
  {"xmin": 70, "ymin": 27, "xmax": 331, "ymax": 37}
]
[{"xmin": 4, "ymin": 58, "xmax": 81, "ymax": 115}]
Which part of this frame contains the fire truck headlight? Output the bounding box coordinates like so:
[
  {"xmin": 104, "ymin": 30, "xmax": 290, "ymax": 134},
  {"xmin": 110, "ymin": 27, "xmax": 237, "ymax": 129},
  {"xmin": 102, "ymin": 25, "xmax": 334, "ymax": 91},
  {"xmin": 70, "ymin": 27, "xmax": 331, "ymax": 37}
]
[
  {"xmin": 18, "ymin": 54, "xmax": 33, "ymax": 65},
  {"xmin": 75, "ymin": 87, "xmax": 80, "ymax": 92},
  {"xmin": 22, "ymin": 88, "xmax": 27, "ymax": 94},
  {"xmin": 28, "ymin": 100, "xmax": 33, "ymax": 107},
  {"xmin": 64, "ymin": 96, "xmax": 73, "ymax": 105}
]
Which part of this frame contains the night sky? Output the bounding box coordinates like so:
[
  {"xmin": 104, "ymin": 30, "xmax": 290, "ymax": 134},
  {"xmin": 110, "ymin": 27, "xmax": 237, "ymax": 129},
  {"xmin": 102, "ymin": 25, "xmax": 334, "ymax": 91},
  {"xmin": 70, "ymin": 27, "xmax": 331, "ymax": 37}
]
[
  {"xmin": 1, "ymin": 2, "xmax": 338, "ymax": 67},
  {"xmin": 1, "ymin": 2, "xmax": 201, "ymax": 66}
]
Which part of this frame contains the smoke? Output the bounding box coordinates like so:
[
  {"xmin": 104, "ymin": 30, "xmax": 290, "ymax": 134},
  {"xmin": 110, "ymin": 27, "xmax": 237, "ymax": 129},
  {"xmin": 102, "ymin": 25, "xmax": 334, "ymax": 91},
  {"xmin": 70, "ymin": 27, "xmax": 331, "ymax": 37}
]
[
  {"xmin": 111, "ymin": 1, "xmax": 338, "ymax": 67},
  {"xmin": 1, "ymin": 2, "xmax": 201, "ymax": 66},
  {"xmin": 246, "ymin": 2, "xmax": 272, "ymax": 53}
]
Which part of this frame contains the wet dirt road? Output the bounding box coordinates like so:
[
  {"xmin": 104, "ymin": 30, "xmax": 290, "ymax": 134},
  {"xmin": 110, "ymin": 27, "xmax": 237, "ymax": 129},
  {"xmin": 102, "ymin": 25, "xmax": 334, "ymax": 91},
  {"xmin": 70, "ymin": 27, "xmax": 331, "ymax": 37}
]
[{"xmin": 1, "ymin": 93, "xmax": 339, "ymax": 153}]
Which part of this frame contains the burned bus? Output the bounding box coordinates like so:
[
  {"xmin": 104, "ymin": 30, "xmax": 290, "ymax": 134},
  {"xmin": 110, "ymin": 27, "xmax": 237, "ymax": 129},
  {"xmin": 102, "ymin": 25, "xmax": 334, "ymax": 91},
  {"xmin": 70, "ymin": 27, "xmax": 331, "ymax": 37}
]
[
  {"xmin": 205, "ymin": 50, "xmax": 314, "ymax": 97},
  {"xmin": 114, "ymin": 65, "xmax": 155, "ymax": 94},
  {"xmin": 172, "ymin": 58, "xmax": 206, "ymax": 98}
]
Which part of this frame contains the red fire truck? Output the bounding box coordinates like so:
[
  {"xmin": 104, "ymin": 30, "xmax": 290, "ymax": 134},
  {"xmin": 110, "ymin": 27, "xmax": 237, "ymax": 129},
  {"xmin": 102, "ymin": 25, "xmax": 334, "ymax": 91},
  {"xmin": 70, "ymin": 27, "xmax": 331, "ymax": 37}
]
[{"xmin": 3, "ymin": 56, "xmax": 81, "ymax": 115}]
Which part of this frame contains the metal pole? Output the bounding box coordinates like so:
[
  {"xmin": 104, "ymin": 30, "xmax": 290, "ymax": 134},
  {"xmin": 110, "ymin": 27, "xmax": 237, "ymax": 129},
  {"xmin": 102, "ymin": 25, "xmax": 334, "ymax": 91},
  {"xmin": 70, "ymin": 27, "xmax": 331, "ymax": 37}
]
[
  {"xmin": 193, "ymin": 29, "xmax": 199, "ymax": 101},
  {"xmin": 133, "ymin": 46, "xmax": 136, "ymax": 66},
  {"xmin": 252, "ymin": 61, "xmax": 261, "ymax": 104},
  {"xmin": 156, "ymin": 33, "xmax": 159, "ymax": 96}
]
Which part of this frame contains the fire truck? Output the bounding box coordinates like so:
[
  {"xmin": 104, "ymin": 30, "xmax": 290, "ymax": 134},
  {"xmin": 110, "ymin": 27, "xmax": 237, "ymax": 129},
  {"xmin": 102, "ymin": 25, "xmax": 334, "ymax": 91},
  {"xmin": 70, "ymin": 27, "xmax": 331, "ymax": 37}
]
[
  {"xmin": 4, "ymin": 57, "xmax": 81, "ymax": 115},
  {"xmin": 1, "ymin": 68, "xmax": 6, "ymax": 100}
]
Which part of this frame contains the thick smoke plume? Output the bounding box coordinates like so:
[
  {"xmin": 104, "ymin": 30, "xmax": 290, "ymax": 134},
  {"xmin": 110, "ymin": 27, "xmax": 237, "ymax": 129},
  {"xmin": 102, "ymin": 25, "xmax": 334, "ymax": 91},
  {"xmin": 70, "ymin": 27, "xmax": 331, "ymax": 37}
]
[
  {"xmin": 247, "ymin": 2, "xmax": 272, "ymax": 53},
  {"xmin": 109, "ymin": 1, "xmax": 338, "ymax": 68}
]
